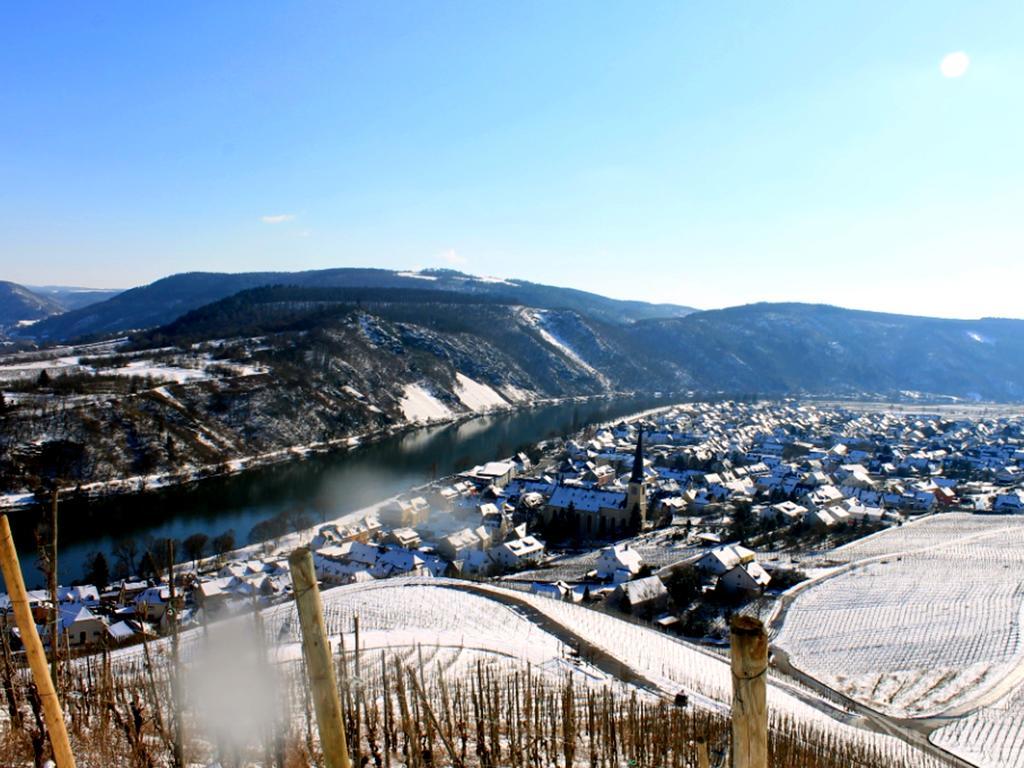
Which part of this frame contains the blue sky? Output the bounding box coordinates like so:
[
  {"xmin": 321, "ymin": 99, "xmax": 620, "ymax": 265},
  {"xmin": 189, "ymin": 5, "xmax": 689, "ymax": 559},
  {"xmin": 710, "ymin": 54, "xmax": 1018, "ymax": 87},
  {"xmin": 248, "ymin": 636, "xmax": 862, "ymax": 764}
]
[{"xmin": 1, "ymin": 2, "xmax": 1021, "ymax": 318}]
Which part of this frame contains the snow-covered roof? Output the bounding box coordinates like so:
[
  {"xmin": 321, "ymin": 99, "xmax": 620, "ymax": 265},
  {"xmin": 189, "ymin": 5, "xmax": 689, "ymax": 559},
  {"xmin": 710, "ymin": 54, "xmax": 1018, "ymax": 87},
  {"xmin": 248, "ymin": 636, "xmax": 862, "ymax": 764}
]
[
  {"xmin": 546, "ymin": 485, "xmax": 625, "ymax": 513},
  {"xmin": 617, "ymin": 576, "xmax": 668, "ymax": 605}
]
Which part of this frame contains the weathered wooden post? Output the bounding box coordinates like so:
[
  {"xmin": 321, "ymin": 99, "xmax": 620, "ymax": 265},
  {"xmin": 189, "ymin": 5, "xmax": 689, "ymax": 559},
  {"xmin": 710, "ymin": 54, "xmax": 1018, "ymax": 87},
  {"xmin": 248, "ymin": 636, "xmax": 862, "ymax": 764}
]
[
  {"xmin": 0, "ymin": 514, "xmax": 76, "ymax": 768},
  {"xmin": 729, "ymin": 615, "xmax": 768, "ymax": 768},
  {"xmin": 48, "ymin": 487, "xmax": 60, "ymax": 691},
  {"xmin": 289, "ymin": 546, "xmax": 352, "ymax": 768},
  {"xmin": 167, "ymin": 538, "xmax": 185, "ymax": 768},
  {"xmin": 695, "ymin": 737, "xmax": 710, "ymax": 768}
]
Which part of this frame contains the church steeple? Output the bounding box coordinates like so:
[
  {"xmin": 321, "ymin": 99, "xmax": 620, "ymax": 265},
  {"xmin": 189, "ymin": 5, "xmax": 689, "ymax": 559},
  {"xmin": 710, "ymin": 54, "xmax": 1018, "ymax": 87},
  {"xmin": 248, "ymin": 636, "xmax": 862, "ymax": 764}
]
[
  {"xmin": 630, "ymin": 429, "xmax": 644, "ymax": 484},
  {"xmin": 626, "ymin": 428, "xmax": 648, "ymax": 531}
]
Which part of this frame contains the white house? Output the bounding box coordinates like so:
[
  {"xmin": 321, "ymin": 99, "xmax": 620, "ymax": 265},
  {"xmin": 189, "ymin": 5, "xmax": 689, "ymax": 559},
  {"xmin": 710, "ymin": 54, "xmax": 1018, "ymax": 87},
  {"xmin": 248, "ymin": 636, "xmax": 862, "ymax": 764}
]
[
  {"xmin": 695, "ymin": 544, "xmax": 757, "ymax": 576},
  {"xmin": 438, "ymin": 528, "xmax": 482, "ymax": 561},
  {"xmin": 595, "ymin": 544, "xmax": 644, "ymax": 582},
  {"xmin": 719, "ymin": 562, "xmax": 771, "ymax": 596},
  {"xmin": 490, "ymin": 536, "xmax": 545, "ymax": 569},
  {"xmin": 54, "ymin": 605, "xmax": 108, "ymax": 648}
]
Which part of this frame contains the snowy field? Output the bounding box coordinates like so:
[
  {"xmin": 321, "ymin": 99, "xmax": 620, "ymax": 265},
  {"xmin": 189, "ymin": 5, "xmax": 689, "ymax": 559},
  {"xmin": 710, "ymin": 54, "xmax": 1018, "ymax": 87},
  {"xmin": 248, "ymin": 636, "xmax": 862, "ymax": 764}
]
[
  {"xmin": 932, "ymin": 675, "xmax": 1024, "ymax": 768},
  {"xmin": 774, "ymin": 513, "xmax": 1024, "ymax": 766},
  {"xmin": 113, "ymin": 577, "xmax": 946, "ymax": 765}
]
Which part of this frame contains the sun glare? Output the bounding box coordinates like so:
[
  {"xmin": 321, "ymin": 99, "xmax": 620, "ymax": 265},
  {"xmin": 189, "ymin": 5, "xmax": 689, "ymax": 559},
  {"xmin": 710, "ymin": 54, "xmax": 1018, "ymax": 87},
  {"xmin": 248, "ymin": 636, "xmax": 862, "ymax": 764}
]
[{"xmin": 940, "ymin": 51, "xmax": 970, "ymax": 78}]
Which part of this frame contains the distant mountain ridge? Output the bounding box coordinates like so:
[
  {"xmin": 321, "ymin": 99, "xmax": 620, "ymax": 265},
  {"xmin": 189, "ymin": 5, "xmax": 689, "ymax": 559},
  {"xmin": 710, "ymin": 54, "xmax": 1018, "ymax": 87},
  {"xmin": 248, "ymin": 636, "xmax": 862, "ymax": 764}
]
[
  {"xmin": 0, "ymin": 281, "xmax": 66, "ymax": 331},
  {"xmin": 2, "ymin": 289, "xmax": 1024, "ymax": 495},
  {"xmin": 135, "ymin": 287, "xmax": 1024, "ymax": 402},
  {"xmin": 26, "ymin": 285, "xmax": 124, "ymax": 312},
  {"xmin": 632, "ymin": 303, "xmax": 1024, "ymax": 400},
  {"xmin": 7, "ymin": 267, "xmax": 1024, "ymax": 401},
  {"xmin": 17, "ymin": 268, "xmax": 696, "ymax": 342}
]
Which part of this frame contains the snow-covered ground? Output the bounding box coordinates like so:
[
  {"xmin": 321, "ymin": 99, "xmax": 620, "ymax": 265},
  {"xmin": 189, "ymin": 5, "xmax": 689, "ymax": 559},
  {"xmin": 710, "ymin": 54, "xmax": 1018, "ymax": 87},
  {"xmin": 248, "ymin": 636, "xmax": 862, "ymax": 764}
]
[
  {"xmin": 103, "ymin": 359, "xmax": 211, "ymax": 383},
  {"xmin": 932, "ymin": 675, "xmax": 1024, "ymax": 768},
  {"xmin": 774, "ymin": 513, "xmax": 1024, "ymax": 764},
  {"xmin": 398, "ymin": 382, "xmax": 454, "ymax": 422},
  {"xmin": 453, "ymin": 372, "xmax": 508, "ymax": 412},
  {"xmin": 107, "ymin": 577, "xmax": 945, "ymax": 766}
]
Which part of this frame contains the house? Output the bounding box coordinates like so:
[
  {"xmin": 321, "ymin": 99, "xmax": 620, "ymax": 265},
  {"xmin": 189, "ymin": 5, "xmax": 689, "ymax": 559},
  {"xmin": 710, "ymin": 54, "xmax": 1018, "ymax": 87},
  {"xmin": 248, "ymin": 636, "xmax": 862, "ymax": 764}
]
[
  {"xmin": 530, "ymin": 581, "xmax": 573, "ymax": 601},
  {"xmin": 718, "ymin": 562, "xmax": 771, "ymax": 597},
  {"xmin": 804, "ymin": 508, "xmax": 838, "ymax": 529},
  {"xmin": 801, "ymin": 485, "xmax": 845, "ymax": 510},
  {"xmin": 613, "ymin": 576, "xmax": 669, "ymax": 617},
  {"xmin": 379, "ymin": 497, "xmax": 430, "ymax": 528},
  {"xmin": 595, "ymin": 544, "xmax": 644, "ymax": 582},
  {"xmin": 387, "ymin": 527, "xmax": 422, "ymax": 549},
  {"xmin": 134, "ymin": 586, "xmax": 171, "ymax": 621},
  {"xmin": 58, "ymin": 585, "xmax": 101, "ymax": 605},
  {"xmin": 490, "ymin": 536, "xmax": 545, "ymax": 569},
  {"xmin": 762, "ymin": 501, "xmax": 807, "ymax": 524},
  {"xmin": 54, "ymin": 604, "xmax": 108, "ymax": 648},
  {"xmin": 464, "ymin": 461, "xmax": 517, "ymax": 488},
  {"xmin": 106, "ymin": 620, "xmax": 139, "ymax": 644},
  {"xmin": 695, "ymin": 544, "xmax": 757, "ymax": 576},
  {"xmin": 374, "ymin": 547, "xmax": 429, "ymax": 578},
  {"xmin": 438, "ymin": 528, "xmax": 482, "ymax": 561},
  {"xmin": 996, "ymin": 466, "xmax": 1023, "ymax": 485},
  {"xmin": 994, "ymin": 491, "xmax": 1024, "ymax": 513}
]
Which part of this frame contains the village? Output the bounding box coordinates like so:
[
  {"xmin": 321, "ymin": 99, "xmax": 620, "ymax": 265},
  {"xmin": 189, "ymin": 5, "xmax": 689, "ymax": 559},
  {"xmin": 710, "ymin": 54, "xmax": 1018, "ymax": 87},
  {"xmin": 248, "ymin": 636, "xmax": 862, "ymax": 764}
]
[{"xmin": 3, "ymin": 399, "xmax": 1024, "ymax": 654}]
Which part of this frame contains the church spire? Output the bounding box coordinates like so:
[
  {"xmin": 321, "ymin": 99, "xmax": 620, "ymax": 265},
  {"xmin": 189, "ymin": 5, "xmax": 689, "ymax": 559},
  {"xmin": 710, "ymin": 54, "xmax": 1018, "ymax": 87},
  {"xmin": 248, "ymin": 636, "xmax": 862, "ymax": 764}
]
[{"xmin": 630, "ymin": 429, "xmax": 644, "ymax": 484}]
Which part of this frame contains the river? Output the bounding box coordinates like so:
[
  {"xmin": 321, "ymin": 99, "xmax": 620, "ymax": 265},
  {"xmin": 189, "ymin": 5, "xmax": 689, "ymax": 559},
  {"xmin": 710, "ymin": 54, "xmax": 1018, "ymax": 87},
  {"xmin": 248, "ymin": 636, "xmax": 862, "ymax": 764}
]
[{"xmin": 4, "ymin": 394, "xmax": 669, "ymax": 588}]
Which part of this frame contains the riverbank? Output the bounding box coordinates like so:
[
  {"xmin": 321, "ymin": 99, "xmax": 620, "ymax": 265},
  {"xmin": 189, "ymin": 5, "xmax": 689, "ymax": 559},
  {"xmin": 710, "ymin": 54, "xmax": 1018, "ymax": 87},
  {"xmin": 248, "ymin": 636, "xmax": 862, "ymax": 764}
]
[
  {"xmin": 8, "ymin": 393, "xmax": 673, "ymax": 586},
  {"xmin": 201, "ymin": 397, "xmax": 684, "ymax": 569},
  {"xmin": 0, "ymin": 389, "xmax": 649, "ymax": 512}
]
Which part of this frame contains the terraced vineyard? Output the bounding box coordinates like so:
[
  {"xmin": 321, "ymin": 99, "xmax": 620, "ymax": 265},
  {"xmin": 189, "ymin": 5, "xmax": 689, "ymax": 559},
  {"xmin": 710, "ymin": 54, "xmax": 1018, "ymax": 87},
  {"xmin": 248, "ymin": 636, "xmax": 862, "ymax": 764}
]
[{"xmin": 774, "ymin": 513, "xmax": 1024, "ymax": 766}]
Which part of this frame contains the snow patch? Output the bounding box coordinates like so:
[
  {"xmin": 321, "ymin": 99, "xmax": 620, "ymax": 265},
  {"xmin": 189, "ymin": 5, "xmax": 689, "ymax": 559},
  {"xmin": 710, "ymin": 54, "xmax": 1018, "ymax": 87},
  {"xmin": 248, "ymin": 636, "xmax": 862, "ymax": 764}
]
[
  {"xmin": 342, "ymin": 385, "xmax": 365, "ymax": 400},
  {"xmin": 453, "ymin": 372, "xmax": 508, "ymax": 412},
  {"xmin": 473, "ymin": 275, "xmax": 516, "ymax": 286},
  {"xmin": 501, "ymin": 384, "xmax": 535, "ymax": 403},
  {"xmin": 519, "ymin": 309, "xmax": 602, "ymax": 380},
  {"xmin": 399, "ymin": 383, "xmax": 453, "ymax": 422},
  {"xmin": 105, "ymin": 360, "xmax": 210, "ymax": 383}
]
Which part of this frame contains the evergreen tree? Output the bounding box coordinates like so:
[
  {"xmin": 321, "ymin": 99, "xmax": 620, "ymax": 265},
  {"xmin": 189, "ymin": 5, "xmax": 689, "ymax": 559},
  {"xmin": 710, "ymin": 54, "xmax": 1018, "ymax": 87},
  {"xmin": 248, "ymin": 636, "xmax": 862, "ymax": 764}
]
[{"xmin": 82, "ymin": 551, "xmax": 110, "ymax": 588}]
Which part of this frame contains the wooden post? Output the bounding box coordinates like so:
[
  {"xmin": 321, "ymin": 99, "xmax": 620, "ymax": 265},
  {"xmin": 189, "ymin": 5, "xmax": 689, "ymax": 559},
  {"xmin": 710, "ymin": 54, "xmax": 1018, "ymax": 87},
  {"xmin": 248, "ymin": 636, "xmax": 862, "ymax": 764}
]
[
  {"xmin": 48, "ymin": 487, "xmax": 60, "ymax": 691},
  {"xmin": 729, "ymin": 616, "xmax": 768, "ymax": 768},
  {"xmin": 167, "ymin": 539, "xmax": 185, "ymax": 768},
  {"xmin": 289, "ymin": 546, "xmax": 351, "ymax": 768},
  {"xmin": 0, "ymin": 514, "xmax": 76, "ymax": 768},
  {"xmin": 695, "ymin": 737, "xmax": 710, "ymax": 768}
]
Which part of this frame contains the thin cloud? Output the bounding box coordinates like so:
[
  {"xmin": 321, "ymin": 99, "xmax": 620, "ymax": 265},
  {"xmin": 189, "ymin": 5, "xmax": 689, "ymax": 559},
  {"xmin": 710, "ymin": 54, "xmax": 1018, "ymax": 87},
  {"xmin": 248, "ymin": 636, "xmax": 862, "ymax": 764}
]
[{"xmin": 260, "ymin": 213, "xmax": 296, "ymax": 224}]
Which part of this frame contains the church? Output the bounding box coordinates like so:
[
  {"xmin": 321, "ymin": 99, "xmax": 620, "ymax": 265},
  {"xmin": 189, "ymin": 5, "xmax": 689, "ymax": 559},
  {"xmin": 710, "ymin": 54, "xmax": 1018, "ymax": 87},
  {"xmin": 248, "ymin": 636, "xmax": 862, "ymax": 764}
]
[{"xmin": 540, "ymin": 432, "xmax": 649, "ymax": 537}]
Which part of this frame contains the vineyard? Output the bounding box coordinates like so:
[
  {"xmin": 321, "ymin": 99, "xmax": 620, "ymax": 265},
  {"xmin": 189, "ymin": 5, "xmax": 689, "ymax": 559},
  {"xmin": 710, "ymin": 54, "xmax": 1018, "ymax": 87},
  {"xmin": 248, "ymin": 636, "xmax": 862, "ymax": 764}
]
[
  {"xmin": 1, "ymin": 577, "xmax": 960, "ymax": 767},
  {"xmin": 774, "ymin": 513, "xmax": 1024, "ymax": 766}
]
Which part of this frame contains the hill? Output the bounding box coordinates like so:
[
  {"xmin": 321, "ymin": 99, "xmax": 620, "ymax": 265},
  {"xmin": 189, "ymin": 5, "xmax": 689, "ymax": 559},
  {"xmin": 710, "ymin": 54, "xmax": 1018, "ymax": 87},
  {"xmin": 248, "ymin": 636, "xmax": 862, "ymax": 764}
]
[
  {"xmin": 635, "ymin": 303, "xmax": 1024, "ymax": 401},
  {"xmin": 18, "ymin": 268, "xmax": 696, "ymax": 342},
  {"xmin": 26, "ymin": 284, "xmax": 124, "ymax": 311},
  {"xmin": 0, "ymin": 280, "xmax": 65, "ymax": 332}
]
